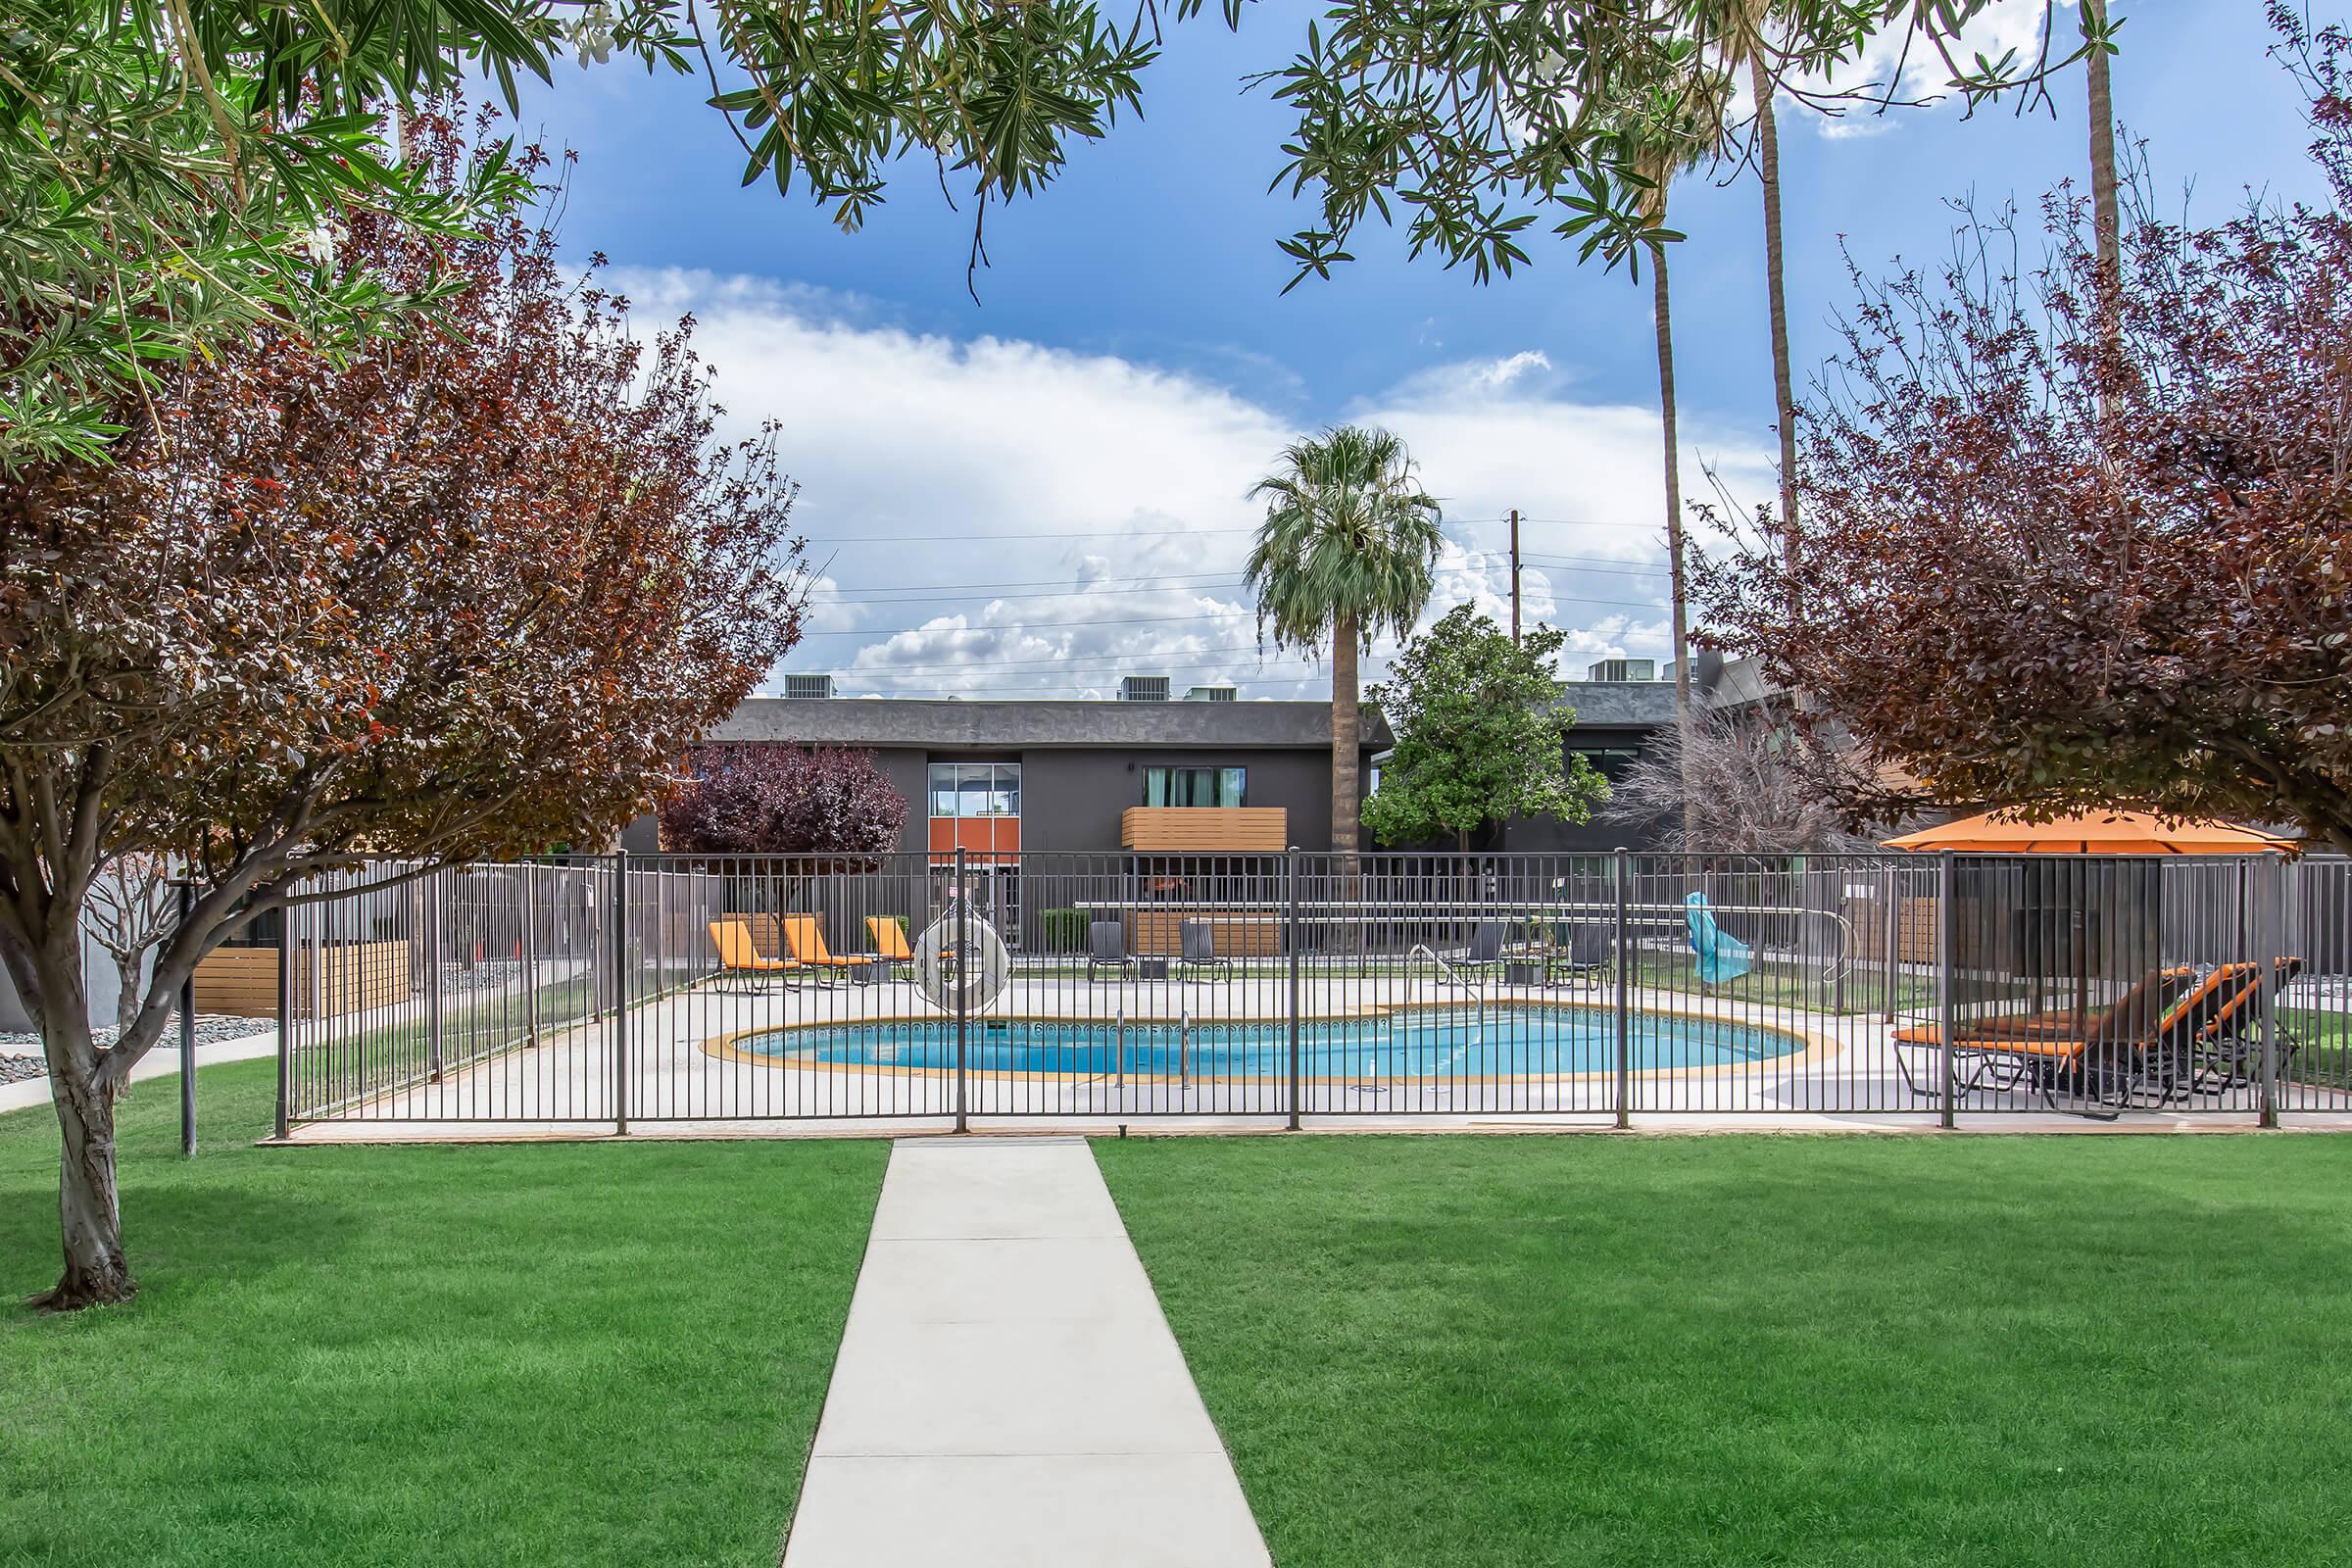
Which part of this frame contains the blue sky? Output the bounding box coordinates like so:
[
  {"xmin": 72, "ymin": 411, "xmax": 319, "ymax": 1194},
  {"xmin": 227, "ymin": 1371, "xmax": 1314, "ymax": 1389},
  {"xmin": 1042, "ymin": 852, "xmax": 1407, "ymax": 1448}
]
[{"xmin": 513, "ymin": 2, "xmax": 2319, "ymax": 698}]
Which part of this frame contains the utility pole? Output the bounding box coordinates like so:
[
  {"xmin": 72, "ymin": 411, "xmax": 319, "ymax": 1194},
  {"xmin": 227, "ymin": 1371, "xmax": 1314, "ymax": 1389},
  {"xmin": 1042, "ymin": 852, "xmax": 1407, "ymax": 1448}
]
[{"xmin": 1507, "ymin": 508, "xmax": 1521, "ymax": 645}]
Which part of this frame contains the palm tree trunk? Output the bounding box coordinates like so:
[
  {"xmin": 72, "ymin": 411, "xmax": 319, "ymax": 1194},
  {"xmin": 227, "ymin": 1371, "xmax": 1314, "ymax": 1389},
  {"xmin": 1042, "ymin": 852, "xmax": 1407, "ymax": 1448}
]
[
  {"xmin": 2082, "ymin": 0, "xmax": 2120, "ymax": 279},
  {"xmin": 1331, "ymin": 612, "xmax": 1360, "ymax": 857},
  {"xmin": 1748, "ymin": 50, "xmax": 1800, "ymax": 589},
  {"xmin": 1331, "ymin": 612, "xmax": 1362, "ymax": 956},
  {"xmin": 2082, "ymin": 0, "xmax": 2122, "ymax": 429},
  {"xmin": 1654, "ymin": 242, "xmax": 1700, "ymax": 857}
]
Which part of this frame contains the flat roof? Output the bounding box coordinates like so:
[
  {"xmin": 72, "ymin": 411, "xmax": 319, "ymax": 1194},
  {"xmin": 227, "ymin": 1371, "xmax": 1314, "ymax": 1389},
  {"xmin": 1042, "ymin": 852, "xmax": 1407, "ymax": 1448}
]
[{"xmin": 712, "ymin": 683, "xmax": 1680, "ymax": 751}]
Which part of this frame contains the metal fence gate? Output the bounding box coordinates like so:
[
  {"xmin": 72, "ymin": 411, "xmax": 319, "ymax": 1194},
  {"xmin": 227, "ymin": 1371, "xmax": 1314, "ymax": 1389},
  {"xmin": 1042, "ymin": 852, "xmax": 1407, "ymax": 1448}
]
[{"xmin": 276, "ymin": 849, "xmax": 2352, "ymax": 1134}]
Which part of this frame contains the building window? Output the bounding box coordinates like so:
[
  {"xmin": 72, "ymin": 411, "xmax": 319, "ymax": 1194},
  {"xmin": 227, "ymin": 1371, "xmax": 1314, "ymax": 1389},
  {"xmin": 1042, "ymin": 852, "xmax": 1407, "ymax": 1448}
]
[
  {"xmin": 1143, "ymin": 765, "xmax": 1247, "ymax": 808},
  {"xmin": 929, "ymin": 761, "xmax": 1021, "ymax": 817},
  {"xmin": 1576, "ymin": 748, "xmax": 1643, "ymax": 784}
]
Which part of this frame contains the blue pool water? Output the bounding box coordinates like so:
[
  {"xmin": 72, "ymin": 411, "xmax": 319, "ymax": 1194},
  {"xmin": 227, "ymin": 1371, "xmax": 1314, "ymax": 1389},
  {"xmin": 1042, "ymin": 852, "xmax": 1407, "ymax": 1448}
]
[{"xmin": 742, "ymin": 1005, "xmax": 1802, "ymax": 1078}]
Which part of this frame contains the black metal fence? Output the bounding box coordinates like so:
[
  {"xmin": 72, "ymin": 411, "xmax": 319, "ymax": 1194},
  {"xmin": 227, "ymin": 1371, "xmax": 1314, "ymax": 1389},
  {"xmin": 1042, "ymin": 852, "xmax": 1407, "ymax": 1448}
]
[{"xmin": 275, "ymin": 849, "xmax": 2352, "ymax": 1133}]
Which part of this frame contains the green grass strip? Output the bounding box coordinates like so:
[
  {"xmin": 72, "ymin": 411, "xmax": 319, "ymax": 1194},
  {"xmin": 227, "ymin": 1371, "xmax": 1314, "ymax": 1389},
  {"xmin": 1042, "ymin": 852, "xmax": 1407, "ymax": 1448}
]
[
  {"xmin": 1099, "ymin": 1132, "xmax": 2352, "ymax": 1567},
  {"xmin": 1, "ymin": 1061, "xmax": 886, "ymax": 1566}
]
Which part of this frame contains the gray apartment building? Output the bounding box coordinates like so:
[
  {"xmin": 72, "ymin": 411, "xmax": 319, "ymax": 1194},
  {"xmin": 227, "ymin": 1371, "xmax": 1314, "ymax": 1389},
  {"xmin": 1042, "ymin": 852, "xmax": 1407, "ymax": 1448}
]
[{"xmin": 689, "ymin": 667, "xmax": 1682, "ymax": 855}]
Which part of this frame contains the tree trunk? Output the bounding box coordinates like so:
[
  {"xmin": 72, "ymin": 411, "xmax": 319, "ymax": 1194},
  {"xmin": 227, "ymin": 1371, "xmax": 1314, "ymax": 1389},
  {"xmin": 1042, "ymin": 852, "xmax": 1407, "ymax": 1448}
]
[
  {"xmin": 114, "ymin": 958, "xmax": 144, "ymax": 1044},
  {"xmin": 2082, "ymin": 0, "xmax": 2120, "ymax": 281},
  {"xmin": 1331, "ymin": 612, "xmax": 1363, "ymax": 959},
  {"xmin": 3, "ymin": 908, "xmax": 142, "ymax": 1310},
  {"xmin": 1748, "ymin": 50, "xmax": 1800, "ymax": 589},
  {"xmin": 1655, "ymin": 239, "xmax": 1701, "ymax": 858},
  {"xmin": 2082, "ymin": 0, "xmax": 2122, "ymax": 428},
  {"xmin": 1330, "ymin": 613, "xmax": 1360, "ymax": 856},
  {"xmin": 45, "ymin": 1054, "xmax": 132, "ymax": 1309}
]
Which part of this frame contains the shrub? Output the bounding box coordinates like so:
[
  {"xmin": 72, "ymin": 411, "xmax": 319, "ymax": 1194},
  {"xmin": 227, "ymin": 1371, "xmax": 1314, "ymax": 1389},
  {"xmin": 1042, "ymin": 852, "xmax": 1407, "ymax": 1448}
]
[{"xmin": 1039, "ymin": 908, "xmax": 1089, "ymax": 954}]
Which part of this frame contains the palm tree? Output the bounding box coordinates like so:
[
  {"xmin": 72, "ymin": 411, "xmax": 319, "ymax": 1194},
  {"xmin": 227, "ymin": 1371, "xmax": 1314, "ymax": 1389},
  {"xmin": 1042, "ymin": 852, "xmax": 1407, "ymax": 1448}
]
[
  {"xmin": 1246, "ymin": 425, "xmax": 1443, "ymax": 858},
  {"xmin": 1611, "ymin": 63, "xmax": 1732, "ymax": 847}
]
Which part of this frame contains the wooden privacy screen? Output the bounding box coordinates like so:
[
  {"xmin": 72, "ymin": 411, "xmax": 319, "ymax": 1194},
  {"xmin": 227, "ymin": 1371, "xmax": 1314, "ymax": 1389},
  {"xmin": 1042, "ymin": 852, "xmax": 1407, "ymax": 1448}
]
[{"xmin": 193, "ymin": 940, "xmax": 412, "ymax": 1019}]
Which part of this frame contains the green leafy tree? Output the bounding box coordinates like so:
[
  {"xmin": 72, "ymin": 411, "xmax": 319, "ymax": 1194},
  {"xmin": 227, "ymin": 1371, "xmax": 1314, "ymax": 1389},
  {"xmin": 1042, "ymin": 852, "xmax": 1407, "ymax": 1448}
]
[
  {"xmin": 1245, "ymin": 425, "xmax": 1443, "ymax": 858},
  {"xmin": 14, "ymin": 0, "xmax": 2090, "ymax": 469},
  {"xmin": 1362, "ymin": 607, "xmax": 1609, "ymax": 855}
]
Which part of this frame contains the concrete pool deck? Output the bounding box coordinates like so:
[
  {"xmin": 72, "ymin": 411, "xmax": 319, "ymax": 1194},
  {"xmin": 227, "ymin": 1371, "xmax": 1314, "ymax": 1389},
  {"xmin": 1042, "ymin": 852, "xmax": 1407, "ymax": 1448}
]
[{"xmin": 782, "ymin": 1138, "xmax": 1271, "ymax": 1568}]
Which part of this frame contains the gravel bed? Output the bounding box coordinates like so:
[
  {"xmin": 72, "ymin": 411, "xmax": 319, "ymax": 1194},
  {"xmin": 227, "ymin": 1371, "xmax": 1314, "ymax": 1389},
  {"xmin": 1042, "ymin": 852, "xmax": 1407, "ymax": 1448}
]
[
  {"xmin": 439, "ymin": 959, "xmax": 524, "ymax": 994},
  {"xmin": 0, "ymin": 1013, "xmax": 273, "ymax": 1077}
]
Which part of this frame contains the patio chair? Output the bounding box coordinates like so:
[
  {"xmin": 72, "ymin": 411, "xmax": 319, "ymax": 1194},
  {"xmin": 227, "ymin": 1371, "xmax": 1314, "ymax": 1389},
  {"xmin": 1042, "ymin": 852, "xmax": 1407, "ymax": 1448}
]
[
  {"xmin": 2182, "ymin": 957, "xmax": 2306, "ymax": 1097},
  {"xmin": 1177, "ymin": 919, "xmax": 1233, "ymax": 983},
  {"xmin": 780, "ymin": 914, "xmax": 876, "ymax": 987},
  {"xmin": 864, "ymin": 916, "xmax": 916, "ymax": 980},
  {"xmin": 706, "ymin": 919, "xmax": 799, "ymax": 993},
  {"xmin": 1545, "ymin": 922, "xmax": 1612, "ymax": 990},
  {"xmin": 1087, "ymin": 920, "xmax": 1138, "ymax": 983},
  {"xmin": 1442, "ymin": 920, "xmax": 1514, "ymax": 985}
]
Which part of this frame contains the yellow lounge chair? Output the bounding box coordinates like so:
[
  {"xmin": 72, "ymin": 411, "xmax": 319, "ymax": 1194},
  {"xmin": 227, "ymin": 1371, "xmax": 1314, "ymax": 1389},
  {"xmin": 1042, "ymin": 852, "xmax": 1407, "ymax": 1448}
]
[
  {"xmin": 709, "ymin": 919, "xmax": 797, "ymax": 992},
  {"xmin": 781, "ymin": 914, "xmax": 874, "ymax": 987},
  {"xmin": 866, "ymin": 916, "xmax": 915, "ymax": 978}
]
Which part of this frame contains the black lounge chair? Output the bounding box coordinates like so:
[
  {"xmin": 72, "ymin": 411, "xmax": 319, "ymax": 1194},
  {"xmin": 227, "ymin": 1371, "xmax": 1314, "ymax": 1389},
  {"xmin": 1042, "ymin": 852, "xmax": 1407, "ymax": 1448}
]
[
  {"xmin": 1444, "ymin": 920, "xmax": 1513, "ymax": 985},
  {"xmin": 1546, "ymin": 922, "xmax": 1612, "ymax": 990},
  {"xmin": 1087, "ymin": 920, "xmax": 1137, "ymax": 983},
  {"xmin": 1177, "ymin": 919, "xmax": 1233, "ymax": 983}
]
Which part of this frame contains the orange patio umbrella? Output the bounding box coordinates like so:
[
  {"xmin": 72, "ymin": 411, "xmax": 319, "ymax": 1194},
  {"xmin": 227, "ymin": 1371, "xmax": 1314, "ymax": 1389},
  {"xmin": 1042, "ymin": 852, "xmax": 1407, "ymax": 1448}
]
[{"xmin": 1883, "ymin": 809, "xmax": 2293, "ymax": 855}]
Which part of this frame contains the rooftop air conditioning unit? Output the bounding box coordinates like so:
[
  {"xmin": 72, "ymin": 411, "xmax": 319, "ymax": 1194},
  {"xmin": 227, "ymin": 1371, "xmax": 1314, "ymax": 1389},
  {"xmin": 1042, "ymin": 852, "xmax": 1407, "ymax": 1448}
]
[
  {"xmin": 1184, "ymin": 683, "xmax": 1238, "ymax": 703},
  {"xmin": 1119, "ymin": 675, "xmax": 1172, "ymax": 702},
  {"xmin": 782, "ymin": 673, "xmax": 835, "ymax": 700},
  {"xmin": 1585, "ymin": 658, "xmax": 1656, "ymax": 683}
]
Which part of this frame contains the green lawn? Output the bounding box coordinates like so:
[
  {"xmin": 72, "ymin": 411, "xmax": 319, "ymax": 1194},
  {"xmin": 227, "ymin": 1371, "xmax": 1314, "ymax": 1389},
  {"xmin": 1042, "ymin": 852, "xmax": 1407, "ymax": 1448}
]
[
  {"xmin": 1, "ymin": 1060, "xmax": 885, "ymax": 1567},
  {"xmin": 1098, "ymin": 1133, "xmax": 2352, "ymax": 1568}
]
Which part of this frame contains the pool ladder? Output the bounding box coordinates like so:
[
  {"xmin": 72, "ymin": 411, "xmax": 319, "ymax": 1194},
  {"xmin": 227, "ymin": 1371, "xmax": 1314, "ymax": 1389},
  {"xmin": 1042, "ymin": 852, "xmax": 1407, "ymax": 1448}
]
[{"xmin": 1110, "ymin": 994, "xmax": 1192, "ymax": 1094}]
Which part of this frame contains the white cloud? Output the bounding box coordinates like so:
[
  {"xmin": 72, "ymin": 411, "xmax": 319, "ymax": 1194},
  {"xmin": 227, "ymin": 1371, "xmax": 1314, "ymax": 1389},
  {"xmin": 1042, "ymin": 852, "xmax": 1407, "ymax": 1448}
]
[
  {"xmin": 621, "ymin": 270, "xmax": 1776, "ymax": 697},
  {"xmin": 1777, "ymin": 0, "xmax": 2068, "ymax": 142}
]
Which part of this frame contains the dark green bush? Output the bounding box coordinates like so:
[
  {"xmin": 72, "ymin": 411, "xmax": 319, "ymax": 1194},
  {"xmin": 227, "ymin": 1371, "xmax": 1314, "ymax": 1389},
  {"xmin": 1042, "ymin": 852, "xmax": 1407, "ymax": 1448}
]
[{"xmin": 1039, "ymin": 908, "xmax": 1088, "ymax": 954}]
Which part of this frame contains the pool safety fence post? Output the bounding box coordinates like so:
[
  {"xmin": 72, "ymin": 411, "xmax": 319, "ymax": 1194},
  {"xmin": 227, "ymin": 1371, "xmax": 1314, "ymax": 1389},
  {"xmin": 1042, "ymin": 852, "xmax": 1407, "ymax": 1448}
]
[
  {"xmin": 177, "ymin": 878, "xmax": 196, "ymax": 1156},
  {"xmin": 955, "ymin": 846, "xmax": 968, "ymax": 1134},
  {"xmin": 425, "ymin": 870, "xmax": 444, "ymax": 1082},
  {"xmin": 1612, "ymin": 848, "xmax": 1631, "ymax": 1130},
  {"xmin": 1286, "ymin": 846, "xmax": 1302, "ymax": 1131},
  {"xmin": 273, "ymin": 887, "xmax": 293, "ymax": 1141},
  {"xmin": 2257, "ymin": 853, "xmax": 2282, "ymax": 1129},
  {"xmin": 1937, "ymin": 850, "xmax": 1957, "ymax": 1129},
  {"xmin": 1882, "ymin": 862, "xmax": 1898, "ymax": 1022},
  {"xmin": 612, "ymin": 851, "xmax": 629, "ymax": 1135}
]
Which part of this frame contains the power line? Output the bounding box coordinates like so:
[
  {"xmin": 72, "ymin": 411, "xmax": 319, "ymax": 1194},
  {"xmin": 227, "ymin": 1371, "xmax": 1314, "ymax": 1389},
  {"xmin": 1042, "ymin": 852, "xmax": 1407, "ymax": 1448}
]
[
  {"xmin": 798, "ymin": 591, "xmax": 1663, "ymax": 637},
  {"xmin": 828, "ymin": 568, "xmax": 1249, "ymax": 595},
  {"xmin": 822, "ymin": 578, "xmax": 1250, "ymax": 607},
  {"xmin": 821, "ymin": 558, "xmax": 1668, "ymax": 607},
  {"xmin": 795, "ymin": 514, "xmax": 1659, "ymax": 546},
  {"xmin": 782, "ymin": 643, "xmax": 1321, "ymax": 675}
]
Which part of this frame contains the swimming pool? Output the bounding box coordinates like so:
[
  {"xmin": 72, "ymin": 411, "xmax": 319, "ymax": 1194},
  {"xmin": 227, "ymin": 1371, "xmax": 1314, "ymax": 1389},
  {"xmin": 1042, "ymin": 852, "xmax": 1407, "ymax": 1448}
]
[{"xmin": 731, "ymin": 1004, "xmax": 1805, "ymax": 1079}]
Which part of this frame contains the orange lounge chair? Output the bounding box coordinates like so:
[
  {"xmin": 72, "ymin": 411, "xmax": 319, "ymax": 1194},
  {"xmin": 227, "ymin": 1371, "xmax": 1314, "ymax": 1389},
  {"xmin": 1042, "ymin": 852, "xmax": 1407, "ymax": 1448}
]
[
  {"xmin": 2185, "ymin": 956, "xmax": 2306, "ymax": 1095},
  {"xmin": 1892, "ymin": 965, "xmax": 2216, "ymax": 1049},
  {"xmin": 865, "ymin": 916, "xmax": 915, "ymax": 978},
  {"xmin": 1898, "ymin": 963, "xmax": 2268, "ymax": 1116},
  {"xmin": 709, "ymin": 919, "xmax": 798, "ymax": 991},
  {"xmin": 781, "ymin": 914, "xmax": 874, "ymax": 987}
]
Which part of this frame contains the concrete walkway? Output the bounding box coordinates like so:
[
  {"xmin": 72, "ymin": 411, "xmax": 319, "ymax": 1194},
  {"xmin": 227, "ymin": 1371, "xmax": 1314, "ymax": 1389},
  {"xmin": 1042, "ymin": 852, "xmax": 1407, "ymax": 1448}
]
[{"xmin": 783, "ymin": 1137, "xmax": 1272, "ymax": 1567}]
